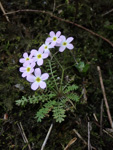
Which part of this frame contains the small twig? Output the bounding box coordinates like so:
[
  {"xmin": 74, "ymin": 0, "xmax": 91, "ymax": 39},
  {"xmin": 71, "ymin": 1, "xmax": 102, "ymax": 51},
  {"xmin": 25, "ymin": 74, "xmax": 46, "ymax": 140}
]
[
  {"xmin": 53, "ymin": 0, "xmax": 56, "ymax": 12},
  {"xmin": 94, "ymin": 120, "xmax": 113, "ymax": 139},
  {"xmin": 103, "ymin": 129, "xmax": 113, "ymax": 138},
  {"xmin": 4, "ymin": 9, "xmax": 113, "ymax": 47},
  {"xmin": 88, "ymin": 122, "xmax": 91, "ymax": 150},
  {"xmin": 93, "ymin": 113, "xmax": 98, "ymax": 122},
  {"xmin": 64, "ymin": 137, "xmax": 77, "ymax": 150},
  {"xmin": 73, "ymin": 129, "xmax": 96, "ymax": 150},
  {"xmin": 17, "ymin": 122, "xmax": 32, "ymax": 150},
  {"xmin": 17, "ymin": 123, "xmax": 26, "ymax": 143},
  {"xmin": 0, "ymin": 2, "xmax": 10, "ymax": 22},
  {"xmin": 41, "ymin": 123, "xmax": 53, "ymax": 150},
  {"xmin": 97, "ymin": 66, "xmax": 113, "ymax": 128},
  {"xmin": 102, "ymin": 9, "xmax": 113, "ymax": 16},
  {"xmin": 100, "ymin": 99, "xmax": 104, "ymax": 136},
  {"xmin": 73, "ymin": 129, "xmax": 87, "ymax": 146}
]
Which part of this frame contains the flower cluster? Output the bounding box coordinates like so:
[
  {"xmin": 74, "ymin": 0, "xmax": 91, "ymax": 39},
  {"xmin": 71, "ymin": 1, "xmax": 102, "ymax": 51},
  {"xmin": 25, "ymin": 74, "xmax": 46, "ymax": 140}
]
[{"xmin": 19, "ymin": 31, "xmax": 74, "ymax": 90}]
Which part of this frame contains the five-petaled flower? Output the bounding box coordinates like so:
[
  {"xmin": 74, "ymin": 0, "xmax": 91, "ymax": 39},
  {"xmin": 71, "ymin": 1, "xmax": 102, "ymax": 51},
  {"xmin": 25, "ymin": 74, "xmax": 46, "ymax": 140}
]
[
  {"xmin": 19, "ymin": 52, "xmax": 34, "ymax": 66},
  {"xmin": 41, "ymin": 41, "xmax": 54, "ymax": 55},
  {"xmin": 27, "ymin": 68, "xmax": 49, "ymax": 90},
  {"xmin": 46, "ymin": 31, "xmax": 61, "ymax": 47},
  {"xmin": 58, "ymin": 35, "xmax": 74, "ymax": 52},
  {"xmin": 31, "ymin": 47, "xmax": 48, "ymax": 66},
  {"xmin": 19, "ymin": 62, "xmax": 35, "ymax": 77}
]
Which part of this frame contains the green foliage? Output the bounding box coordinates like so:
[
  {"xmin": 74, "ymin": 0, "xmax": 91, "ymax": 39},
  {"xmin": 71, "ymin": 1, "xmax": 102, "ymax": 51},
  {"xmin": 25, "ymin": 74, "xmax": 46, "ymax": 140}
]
[
  {"xmin": 16, "ymin": 82, "xmax": 80, "ymax": 122},
  {"xmin": 53, "ymin": 103, "xmax": 66, "ymax": 123},
  {"xmin": 16, "ymin": 57, "xmax": 80, "ymax": 123},
  {"xmin": 76, "ymin": 61, "xmax": 90, "ymax": 75},
  {"xmin": 66, "ymin": 93, "xmax": 79, "ymax": 102},
  {"xmin": 1, "ymin": 0, "xmax": 113, "ymax": 149},
  {"xmin": 64, "ymin": 84, "xmax": 79, "ymax": 93}
]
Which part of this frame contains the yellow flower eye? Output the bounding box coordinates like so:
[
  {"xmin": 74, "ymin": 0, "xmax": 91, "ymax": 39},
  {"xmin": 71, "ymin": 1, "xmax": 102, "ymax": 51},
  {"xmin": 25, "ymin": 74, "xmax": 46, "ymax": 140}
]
[
  {"xmin": 63, "ymin": 42, "xmax": 67, "ymax": 46},
  {"xmin": 37, "ymin": 54, "xmax": 42, "ymax": 59},
  {"xmin": 53, "ymin": 37, "xmax": 57, "ymax": 41},
  {"xmin": 27, "ymin": 67, "xmax": 30, "ymax": 72},
  {"xmin": 36, "ymin": 77, "xmax": 41, "ymax": 82},
  {"xmin": 45, "ymin": 46, "xmax": 48, "ymax": 49},
  {"xmin": 26, "ymin": 58, "xmax": 29, "ymax": 61}
]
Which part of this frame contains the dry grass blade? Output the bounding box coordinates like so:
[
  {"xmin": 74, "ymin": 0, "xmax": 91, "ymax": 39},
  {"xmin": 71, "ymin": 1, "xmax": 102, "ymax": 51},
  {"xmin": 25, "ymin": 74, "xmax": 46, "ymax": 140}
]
[
  {"xmin": 64, "ymin": 137, "xmax": 77, "ymax": 150},
  {"xmin": 97, "ymin": 66, "xmax": 113, "ymax": 128},
  {"xmin": 41, "ymin": 123, "xmax": 53, "ymax": 150}
]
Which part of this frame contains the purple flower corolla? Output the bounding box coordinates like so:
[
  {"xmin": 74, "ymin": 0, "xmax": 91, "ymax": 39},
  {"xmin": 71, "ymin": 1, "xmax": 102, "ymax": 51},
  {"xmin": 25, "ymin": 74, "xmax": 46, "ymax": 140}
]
[
  {"xmin": 31, "ymin": 47, "xmax": 48, "ymax": 66},
  {"xmin": 19, "ymin": 52, "xmax": 34, "ymax": 66},
  {"xmin": 58, "ymin": 35, "xmax": 74, "ymax": 52},
  {"xmin": 46, "ymin": 31, "xmax": 61, "ymax": 47},
  {"xmin": 19, "ymin": 63, "xmax": 35, "ymax": 78},
  {"xmin": 41, "ymin": 41, "xmax": 54, "ymax": 55},
  {"xmin": 27, "ymin": 68, "xmax": 49, "ymax": 90}
]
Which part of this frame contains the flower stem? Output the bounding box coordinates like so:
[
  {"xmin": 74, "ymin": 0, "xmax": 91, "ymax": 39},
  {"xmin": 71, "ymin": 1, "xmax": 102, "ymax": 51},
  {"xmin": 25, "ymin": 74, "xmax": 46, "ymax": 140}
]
[
  {"xmin": 60, "ymin": 68, "xmax": 64, "ymax": 92},
  {"xmin": 52, "ymin": 56, "xmax": 65, "ymax": 92},
  {"xmin": 49, "ymin": 60, "xmax": 58, "ymax": 91}
]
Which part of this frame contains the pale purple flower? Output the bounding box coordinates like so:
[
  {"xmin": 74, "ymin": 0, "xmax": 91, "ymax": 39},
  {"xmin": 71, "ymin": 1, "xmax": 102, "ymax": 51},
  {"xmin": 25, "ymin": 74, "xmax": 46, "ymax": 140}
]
[
  {"xmin": 58, "ymin": 35, "xmax": 74, "ymax": 52},
  {"xmin": 19, "ymin": 63, "xmax": 35, "ymax": 78},
  {"xmin": 41, "ymin": 41, "xmax": 54, "ymax": 55},
  {"xmin": 30, "ymin": 47, "xmax": 48, "ymax": 66},
  {"xmin": 46, "ymin": 31, "xmax": 61, "ymax": 47},
  {"xmin": 27, "ymin": 68, "xmax": 49, "ymax": 90},
  {"xmin": 19, "ymin": 52, "xmax": 34, "ymax": 66}
]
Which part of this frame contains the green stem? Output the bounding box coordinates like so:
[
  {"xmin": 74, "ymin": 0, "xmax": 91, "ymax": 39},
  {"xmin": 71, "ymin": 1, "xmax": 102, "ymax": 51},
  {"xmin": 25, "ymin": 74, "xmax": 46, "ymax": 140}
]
[
  {"xmin": 70, "ymin": 50, "xmax": 78, "ymax": 64},
  {"xmin": 49, "ymin": 60, "xmax": 58, "ymax": 91},
  {"xmin": 52, "ymin": 56, "xmax": 65, "ymax": 92},
  {"xmin": 53, "ymin": 56, "xmax": 63, "ymax": 70},
  {"xmin": 50, "ymin": 54, "xmax": 65, "ymax": 92},
  {"xmin": 60, "ymin": 68, "xmax": 64, "ymax": 92}
]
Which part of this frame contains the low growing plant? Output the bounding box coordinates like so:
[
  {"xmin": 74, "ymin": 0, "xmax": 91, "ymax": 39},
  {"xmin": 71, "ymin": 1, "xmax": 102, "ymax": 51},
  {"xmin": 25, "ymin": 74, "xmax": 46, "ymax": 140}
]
[{"xmin": 16, "ymin": 31, "xmax": 81, "ymax": 123}]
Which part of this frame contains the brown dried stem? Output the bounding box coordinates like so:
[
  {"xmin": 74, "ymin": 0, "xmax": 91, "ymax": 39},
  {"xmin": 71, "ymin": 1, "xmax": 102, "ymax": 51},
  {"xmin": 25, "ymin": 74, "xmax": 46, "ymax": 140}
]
[
  {"xmin": 0, "ymin": 2, "xmax": 10, "ymax": 22},
  {"xmin": 73, "ymin": 129, "xmax": 96, "ymax": 150},
  {"xmin": 97, "ymin": 66, "xmax": 113, "ymax": 128},
  {"xmin": 3, "ymin": 9, "xmax": 113, "ymax": 47},
  {"xmin": 17, "ymin": 122, "xmax": 32, "ymax": 150},
  {"xmin": 100, "ymin": 99, "xmax": 104, "ymax": 136},
  {"xmin": 41, "ymin": 123, "xmax": 53, "ymax": 150}
]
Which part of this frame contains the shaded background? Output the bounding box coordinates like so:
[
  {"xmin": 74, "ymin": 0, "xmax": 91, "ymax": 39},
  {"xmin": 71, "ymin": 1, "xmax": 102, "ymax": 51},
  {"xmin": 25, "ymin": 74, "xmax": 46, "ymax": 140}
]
[{"xmin": 0, "ymin": 0, "xmax": 113, "ymax": 149}]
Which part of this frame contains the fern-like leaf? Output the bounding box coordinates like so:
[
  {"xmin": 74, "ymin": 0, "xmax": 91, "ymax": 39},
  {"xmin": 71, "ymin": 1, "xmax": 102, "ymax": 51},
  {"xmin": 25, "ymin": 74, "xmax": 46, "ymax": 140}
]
[
  {"xmin": 66, "ymin": 93, "xmax": 79, "ymax": 102},
  {"xmin": 16, "ymin": 96, "xmax": 28, "ymax": 106},
  {"xmin": 35, "ymin": 107, "xmax": 49, "ymax": 122},
  {"xmin": 64, "ymin": 84, "xmax": 78, "ymax": 93},
  {"xmin": 53, "ymin": 103, "xmax": 66, "ymax": 123}
]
